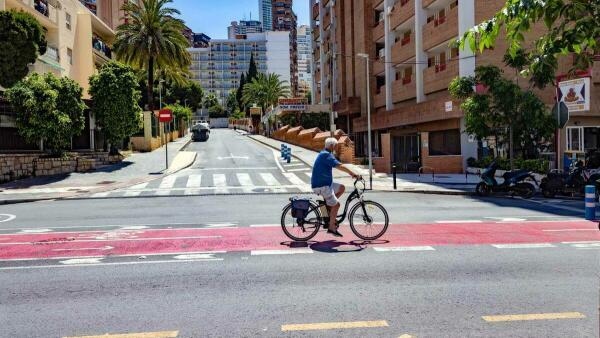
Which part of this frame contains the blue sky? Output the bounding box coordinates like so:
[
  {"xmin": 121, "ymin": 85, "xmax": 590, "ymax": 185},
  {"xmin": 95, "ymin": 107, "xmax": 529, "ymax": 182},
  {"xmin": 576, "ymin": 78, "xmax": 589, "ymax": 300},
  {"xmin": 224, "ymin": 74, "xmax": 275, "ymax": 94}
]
[{"xmin": 171, "ymin": 0, "xmax": 310, "ymax": 39}]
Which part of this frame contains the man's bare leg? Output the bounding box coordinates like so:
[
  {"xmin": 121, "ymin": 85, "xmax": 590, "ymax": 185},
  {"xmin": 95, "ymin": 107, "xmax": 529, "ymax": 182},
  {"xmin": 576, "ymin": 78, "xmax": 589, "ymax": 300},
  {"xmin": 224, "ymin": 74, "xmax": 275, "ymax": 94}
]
[{"xmin": 329, "ymin": 202, "xmax": 340, "ymax": 231}]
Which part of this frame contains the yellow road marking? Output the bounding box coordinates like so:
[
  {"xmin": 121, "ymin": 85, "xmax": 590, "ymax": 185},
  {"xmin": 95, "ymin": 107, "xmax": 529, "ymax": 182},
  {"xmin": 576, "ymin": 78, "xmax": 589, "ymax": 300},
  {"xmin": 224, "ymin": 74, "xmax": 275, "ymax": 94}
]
[
  {"xmin": 281, "ymin": 320, "xmax": 388, "ymax": 331},
  {"xmin": 482, "ymin": 312, "xmax": 586, "ymax": 322},
  {"xmin": 63, "ymin": 331, "xmax": 179, "ymax": 338}
]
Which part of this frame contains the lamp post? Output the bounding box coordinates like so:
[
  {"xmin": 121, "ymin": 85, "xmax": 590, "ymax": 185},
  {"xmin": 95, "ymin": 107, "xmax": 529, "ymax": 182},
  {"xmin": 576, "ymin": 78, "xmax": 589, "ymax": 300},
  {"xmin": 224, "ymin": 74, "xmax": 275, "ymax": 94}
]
[{"xmin": 357, "ymin": 53, "xmax": 373, "ymax": 190}]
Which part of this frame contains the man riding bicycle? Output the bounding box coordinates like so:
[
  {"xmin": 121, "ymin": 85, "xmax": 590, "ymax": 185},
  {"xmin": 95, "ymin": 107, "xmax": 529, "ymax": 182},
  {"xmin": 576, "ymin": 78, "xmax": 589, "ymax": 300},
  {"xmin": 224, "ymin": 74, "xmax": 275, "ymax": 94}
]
[{"xmin": 312, "ymin": 137, "xmax": 359, "ymax": 237}]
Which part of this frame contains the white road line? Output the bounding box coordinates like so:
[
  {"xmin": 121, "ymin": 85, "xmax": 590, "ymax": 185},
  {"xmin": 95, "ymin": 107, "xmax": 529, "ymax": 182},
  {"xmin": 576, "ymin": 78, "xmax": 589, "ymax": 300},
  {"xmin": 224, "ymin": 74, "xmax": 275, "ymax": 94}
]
[
  {"xmin": 492, "ymin": 243, "xmax": 556, "ymax": 249},
  {"xmin": 272, "ymin": 149, "xmax": 285, "ymax": 172},
  {"xmin": 159, "ymin": 175, "xmax": 177, "ymax": 189},
  {"xmin": 236, "ymin": 173, "xmax": 253, "ymax": 186},
  {"xmin": 186, "ymin": 174, "xmax": 202, "ymax": 188},
  {"xmin": 128, "ymin": 182, "xmax": 149, "ymax": 190},
  {"xmin": 0, "ymin": 222, "xmax": 205, "ymax": 232},
  {"xmin": 91, "ymin": 192, "xmax": 110, "ymax": 198},
  {"xmin": 543, "ymin": 229, "xmax": 597, "ymax": 232},
  {"xmin": 260, "ymin": 173, "xmax": 280, "ymax": 186},
  {"xmin": 373, "ymin": 246, "xmax": 435, "ymax": 252},
  {"xmin": 0, "ymin": 250, "xmax": 227, "ymax": 262},
  {"xmin": 249, "ymin": 224, "xmax": 280, "ymax": 227},
  {"xmin": 0, "ymin": 235, "xmax": 221, "ymax": 245},
  {"xmin": 155, "ymin": 189, "xmax": 172, "ymax": 196},
  {"xmin": 18, "ymin": 229, "xmax": 52, "ymax": 233},
  {"xmin": 213, "ymin": 174, "xmax": 227, "ymax": 187},
  {"xmin": 123, "ymin": 190, "xmax": 142, "ymax": 197},
  {"xmin": 251, "ymin": 249, "xmax": 313, "ymax": 255},
  {"xmin": 562, "ymin": 241, "xmax": 600, "ymax": 244},
  {"xmin": 60, "ymin": 258, "xmax": 103, "ymax": 265},
  {"xmin": 0, "ymin": 258, "xmax": 223, "ymax": 270},
  {"xmin": 287, "ymin": 168, "xmax": 311, "ymax": 172},
  {"xmin": 283, "ymin": 172, "xmax": 307, "ymax": 186},
  {"xmin": 283, "ymin": 163, "xmax": 305, "ymax": 167},
  {"xmin": 435, "ymin": 220, "xmax": 483, "ymax": 224},
  {"xmin": 571, "ymin": 243, "xmax": 600, "ymax": 248},
  {"xmin": 304, "ymin": 172, "xmax": 312, "ymax": 178},
  {"xmin": 0, "ymin": 214, "xmax": 16, "ymax": 223},
  {"xmin": 192, "ymin": 167, "xmax": 279, "ymax": 170}
]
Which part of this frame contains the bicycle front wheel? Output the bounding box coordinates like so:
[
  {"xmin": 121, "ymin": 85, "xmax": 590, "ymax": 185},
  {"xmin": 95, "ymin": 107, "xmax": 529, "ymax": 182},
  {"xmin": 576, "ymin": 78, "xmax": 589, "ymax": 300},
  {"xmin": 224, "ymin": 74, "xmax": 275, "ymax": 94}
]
[
  {"xmin": 281, "ymin": 202, "xmax": 321, "ymax": 241},
  {"xmin": 349, "ymin": 200, "xmax": 389, "ymax": 240}
]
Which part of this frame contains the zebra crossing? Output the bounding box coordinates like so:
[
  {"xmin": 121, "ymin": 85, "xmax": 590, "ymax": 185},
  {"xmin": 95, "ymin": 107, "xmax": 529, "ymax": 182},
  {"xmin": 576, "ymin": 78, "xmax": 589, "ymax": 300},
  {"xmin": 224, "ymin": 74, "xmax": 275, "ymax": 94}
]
[{"xmin": 89, "ymin": 170, "xmax": 313, "ymax": 198}]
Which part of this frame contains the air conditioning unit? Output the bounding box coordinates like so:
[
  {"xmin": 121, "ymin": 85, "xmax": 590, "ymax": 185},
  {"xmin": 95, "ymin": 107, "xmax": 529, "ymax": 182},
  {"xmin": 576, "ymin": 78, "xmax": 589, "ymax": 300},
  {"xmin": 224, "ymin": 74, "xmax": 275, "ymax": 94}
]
[{"xmin": 378, "ymin": 49, "xmax": 385, "ymax": 59}]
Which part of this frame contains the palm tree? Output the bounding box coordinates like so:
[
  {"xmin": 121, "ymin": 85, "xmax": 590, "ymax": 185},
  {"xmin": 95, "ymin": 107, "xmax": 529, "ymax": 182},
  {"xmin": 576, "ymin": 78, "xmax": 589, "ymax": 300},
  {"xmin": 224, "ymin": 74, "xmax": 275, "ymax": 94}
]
[
  {"xmin": 113, "ymin": 0, "xmax": 191, "ymax": 112},
  {"xmin": 242, "ymin": 73, "xmax": 289, "ymax": 111},
  {"xmin": 203, "ymin": 94, "xmax": 219, "ymax": 109}
]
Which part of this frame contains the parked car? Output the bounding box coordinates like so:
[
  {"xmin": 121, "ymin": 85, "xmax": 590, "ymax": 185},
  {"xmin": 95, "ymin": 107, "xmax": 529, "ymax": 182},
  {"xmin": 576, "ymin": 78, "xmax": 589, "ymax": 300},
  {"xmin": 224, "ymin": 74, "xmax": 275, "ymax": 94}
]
[{"xmin": 191, "ymin": 123, "xmax": 210, "ymax": 142}]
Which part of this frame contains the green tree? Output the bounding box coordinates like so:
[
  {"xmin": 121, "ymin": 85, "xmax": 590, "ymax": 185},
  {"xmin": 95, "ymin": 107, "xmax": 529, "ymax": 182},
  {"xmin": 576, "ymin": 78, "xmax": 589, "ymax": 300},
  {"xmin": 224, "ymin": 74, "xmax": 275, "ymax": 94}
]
[
  {"xmin": 236, "ymin": 73, "xmax": 246, "ymax": 110},
  {"xmin": 305, "ymin": 91, "xmax": 312, "ymax": 104},
  {"xmin": 230, "ymin": 107, "xmax": 245, "ymax": 120},
  {"xmin": 6, "ymin": 73, "xmax": 85, "ymax": 155},
  {"xmin": 208, "ymin": 103, "xmax": 226, "ymax": 118},
  {"xmin": 0, "ymin": 10, "xmax": 47, "ymax": 88},
  {"xmin": 225, "ymin": 92, "xmax": 238, "ymax": 116},
  {"xmin": 449, "ymin": 66, "xmax": 556, "ymax": 162},
  {"xmin": 203, "ymin": 93, "xmax": 218, "ymax": 109},
  {"xmin": 165, "ymin": 103, "xmax": 192, "ymax": 122},
  {"xmin": 89, "ymin": 61, "xmax": 142, "ymax": 153},
  {"xmin": 459, "ymin": 0, "xmax": 600, "ymax": 88},
  {"xmin": 114, "ymin": 0, "xmax": 191, "ymax": 112},
  {"xmin": 242, "ymin": 73, "xmax": 289, "ymax": 112},
  {"xmin": 166, "ymin": 80, "xmax": 203, "ymax": 111},
  {"xmin": 247, "ymin": 53, "xmax": 258, "ymax": 83}
]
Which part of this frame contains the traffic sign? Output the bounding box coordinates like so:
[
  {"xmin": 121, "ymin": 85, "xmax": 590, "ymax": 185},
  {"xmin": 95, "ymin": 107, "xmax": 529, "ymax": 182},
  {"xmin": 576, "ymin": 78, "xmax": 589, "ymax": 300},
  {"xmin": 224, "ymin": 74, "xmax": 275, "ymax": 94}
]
[
  {"xmin": 551, "ymin": 102, "xmax": 569, "ymax": 128},
  {"xmin": 159, "ymin": 108, "xmax": 173, "ymax": 122}
]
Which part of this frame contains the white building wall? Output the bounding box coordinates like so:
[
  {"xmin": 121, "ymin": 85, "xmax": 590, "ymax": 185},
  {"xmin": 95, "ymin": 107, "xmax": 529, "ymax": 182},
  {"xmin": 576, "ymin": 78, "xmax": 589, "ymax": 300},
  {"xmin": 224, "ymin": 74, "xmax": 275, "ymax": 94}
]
[{"xmin": 265, "ymin": 31, "xmax": 292, "ymax": 88}]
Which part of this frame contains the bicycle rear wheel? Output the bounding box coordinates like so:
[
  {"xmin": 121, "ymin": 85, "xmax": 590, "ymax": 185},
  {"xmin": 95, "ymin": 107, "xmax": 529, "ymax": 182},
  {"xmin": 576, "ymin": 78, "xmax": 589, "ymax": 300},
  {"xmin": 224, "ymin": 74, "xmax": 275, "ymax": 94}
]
[
  {"xmin": 349, "ymin": 200, "xmax": 389, "ymax": 240},
  {"xmin": 281, "ymin": 203, "xmax": 321, "ymax": 241}
]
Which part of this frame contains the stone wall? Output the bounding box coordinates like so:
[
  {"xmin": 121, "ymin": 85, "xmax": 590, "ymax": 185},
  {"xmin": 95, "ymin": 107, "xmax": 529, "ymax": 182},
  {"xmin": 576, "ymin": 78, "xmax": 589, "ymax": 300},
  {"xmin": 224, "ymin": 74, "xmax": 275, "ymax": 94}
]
[
  {"xmin": 0, "ymin": 152, "xmax": 123, "ymax": 183},
  {"xmin": 271, "ymin": 126, "xmax": 355, "ymax": 164}
]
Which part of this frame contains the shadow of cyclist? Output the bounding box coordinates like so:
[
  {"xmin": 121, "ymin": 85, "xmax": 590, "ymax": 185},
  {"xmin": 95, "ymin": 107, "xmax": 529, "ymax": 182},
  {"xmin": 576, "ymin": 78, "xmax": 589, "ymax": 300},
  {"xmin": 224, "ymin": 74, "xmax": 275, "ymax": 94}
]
[{"xmin": 280, "ymin": 239, "xmax": 389, "ymax": 253}]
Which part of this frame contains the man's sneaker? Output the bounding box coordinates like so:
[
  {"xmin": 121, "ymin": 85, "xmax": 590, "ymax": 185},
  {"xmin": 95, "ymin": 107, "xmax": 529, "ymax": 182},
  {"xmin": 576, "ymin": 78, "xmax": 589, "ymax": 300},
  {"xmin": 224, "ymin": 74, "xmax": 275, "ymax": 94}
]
[{"xmin": 327, "ymin": 229, "xmax": 343, "ymax": 237}]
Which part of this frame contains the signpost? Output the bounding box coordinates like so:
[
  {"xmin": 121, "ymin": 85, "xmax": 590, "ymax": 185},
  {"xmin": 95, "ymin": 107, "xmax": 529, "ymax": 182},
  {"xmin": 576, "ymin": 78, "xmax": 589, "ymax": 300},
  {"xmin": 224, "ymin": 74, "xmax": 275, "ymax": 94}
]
[
  {"xmin": 159, "ymin": 108, "xmax": 173, "ymax": 170},
  {"xmin": 278, "ymin": 98, "xmax": 308, "ymax": 112}
]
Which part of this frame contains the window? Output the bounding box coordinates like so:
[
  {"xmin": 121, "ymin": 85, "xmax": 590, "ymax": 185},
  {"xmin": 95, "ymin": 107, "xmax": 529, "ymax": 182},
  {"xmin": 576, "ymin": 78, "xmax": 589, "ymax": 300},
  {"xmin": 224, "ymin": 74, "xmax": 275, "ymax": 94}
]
[
  {"xmin": 66, "ymin": 12, "xmax": 71, "ymax": 30},
  {"xmin": 429, "ymin": 129, "xmax": 461, "ymax": 156},
  {"xmin": 567, "ymin": 127, "xmax": 583, "ymax": 152},
  {"xmin": 67, "ymin": 48, "xmax": 73, "ymax": 65},
  {"xmin": 450, "ymin": 47, "xmax": 459, "ymax": 58}
]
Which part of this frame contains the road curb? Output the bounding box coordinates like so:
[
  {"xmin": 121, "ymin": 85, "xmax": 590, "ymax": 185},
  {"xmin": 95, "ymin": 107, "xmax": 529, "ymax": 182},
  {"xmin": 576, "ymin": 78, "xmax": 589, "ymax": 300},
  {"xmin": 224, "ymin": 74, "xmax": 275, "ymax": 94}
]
[{"xmin": 247, "ymin": 134, "xmax": 314, "ymax": 168}]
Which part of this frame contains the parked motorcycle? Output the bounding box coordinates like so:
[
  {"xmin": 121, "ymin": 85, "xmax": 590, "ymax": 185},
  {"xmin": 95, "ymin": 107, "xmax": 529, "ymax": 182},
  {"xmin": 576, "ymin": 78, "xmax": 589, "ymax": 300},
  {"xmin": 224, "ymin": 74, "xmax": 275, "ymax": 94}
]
[
  {"xmin": 475, "ymin": 161, "xmax": 538, "ymax": 198},
  {"xmin": 540, "ymin": 160, "xmax": 600, "ymax": 198}
]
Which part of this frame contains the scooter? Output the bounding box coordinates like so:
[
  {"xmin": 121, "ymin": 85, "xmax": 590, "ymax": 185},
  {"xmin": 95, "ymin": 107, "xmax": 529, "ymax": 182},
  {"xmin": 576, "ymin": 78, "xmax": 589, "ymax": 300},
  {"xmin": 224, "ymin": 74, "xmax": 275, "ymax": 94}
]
[
  {"xmin": 475, "ymin": 161, "xmax": 538, "ymax": 198},
  {"xmin": 540, "ymin": 160, "xmax": 600, "ymax": 198}
]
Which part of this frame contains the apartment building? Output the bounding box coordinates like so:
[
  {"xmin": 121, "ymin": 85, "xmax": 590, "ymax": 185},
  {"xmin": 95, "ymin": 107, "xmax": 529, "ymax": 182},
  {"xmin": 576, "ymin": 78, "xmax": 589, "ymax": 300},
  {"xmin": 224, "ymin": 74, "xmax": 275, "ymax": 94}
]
[
  {"xmin": 272, "ymin": 0, "xmax": 298, "ymax": 96},
  {"xmin": 311, "ymin": 0, "xmax": 600, "ymax": 173},
  {"xmin": 297, "ymin": 25, "xmax": 312, "ymax": 98},
  {"xmin": 0, "ymin": 0, "xmax": 126, "ymax": 151},
  {"xmin": 228, "ymin": 20, "xmax": 264, "ymax": 39},
  {"xmin": 258, "ymin": 0, "xmax": 272, "ymax": 32},
  {"xmin": 188, "ymin": 31, "xmax": 291, "ymax": 107}
]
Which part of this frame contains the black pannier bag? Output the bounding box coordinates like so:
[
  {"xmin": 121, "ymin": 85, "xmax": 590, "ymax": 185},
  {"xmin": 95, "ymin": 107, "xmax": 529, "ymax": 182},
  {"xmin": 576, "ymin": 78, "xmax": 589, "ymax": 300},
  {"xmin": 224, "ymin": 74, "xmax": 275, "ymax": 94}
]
[{"xmin": 291, "ymin": 198, "xmax": 311, "ymax": 219}]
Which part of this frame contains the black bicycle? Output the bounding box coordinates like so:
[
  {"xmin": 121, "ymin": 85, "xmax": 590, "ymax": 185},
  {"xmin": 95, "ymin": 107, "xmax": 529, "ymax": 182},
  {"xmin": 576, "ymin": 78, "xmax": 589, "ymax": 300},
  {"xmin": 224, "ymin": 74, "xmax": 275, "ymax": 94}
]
[{"xmin": 280, "ymin": 178, "xmax": 389, "ymax": 241}]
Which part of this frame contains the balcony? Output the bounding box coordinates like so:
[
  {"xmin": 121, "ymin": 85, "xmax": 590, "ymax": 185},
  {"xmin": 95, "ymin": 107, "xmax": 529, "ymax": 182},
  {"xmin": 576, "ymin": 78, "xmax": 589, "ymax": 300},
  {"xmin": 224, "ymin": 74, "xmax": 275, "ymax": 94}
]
[
  {"xmin": 40, "ymin": 45, "xmax": 60, "ymax": 63},
  {"xmin": 390, "ymin": 0, "xmax": 414, "ymax": 29},
  {"xmin": 312, "ymin": 2, "xmax": 320, "ymax": 19},
  {"xmin": 7, "ymin": 0, "xmax": 59, "ymax": 27},
  {"xmin": 313, "ymin": 25, "xmax": 320, "ymax": 41},
  {"xmin": 392, "ymin": 77, "xmax": 416, "ymax": 103},
  {"xmin": 323, "ymin": 10, "xmax": 331, "ymax": 29},
  {"xmin": 374, "ymin": 90, "xmax": 386, "ymax": 108},
  {"xmin": 423, "ymin": 60, "xmax": 459, "ymax": 94},
  {"xmin": 373, "ymin": 57, "xmax": 385, "ymax": 76},
  {"xmin": 373, "ymin": 19, "xmax": 384, "ymax": 41},
  {"xmin": 391, "ymin": 34, "xmax": 414, "ymax": 63},
  {"xmin": 92, "ymin": 36, "xmax": 112, "ymax": 62},
  {"xmin": 423, "ymin": 6, "xmax": 458, "ymax": 51},
  {"xmin": 422, "ymin": 0, "xmax": 435, "ymax": 8}
]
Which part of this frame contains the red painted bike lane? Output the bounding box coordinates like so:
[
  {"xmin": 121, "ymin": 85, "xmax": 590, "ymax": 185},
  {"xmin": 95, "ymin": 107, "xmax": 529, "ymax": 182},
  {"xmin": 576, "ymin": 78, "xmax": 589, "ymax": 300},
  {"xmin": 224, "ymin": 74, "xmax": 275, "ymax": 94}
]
[{"xmin": 0, "ymin": 221, "xmax": 598, "ymax": 260}]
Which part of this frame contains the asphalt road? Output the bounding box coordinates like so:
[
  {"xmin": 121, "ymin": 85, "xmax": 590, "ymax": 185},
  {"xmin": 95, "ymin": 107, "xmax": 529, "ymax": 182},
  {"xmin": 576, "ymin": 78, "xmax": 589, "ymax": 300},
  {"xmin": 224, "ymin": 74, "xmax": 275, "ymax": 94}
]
[{"xmin": 0, "ymin": 129, "xmax": 598, "ymax": 337}]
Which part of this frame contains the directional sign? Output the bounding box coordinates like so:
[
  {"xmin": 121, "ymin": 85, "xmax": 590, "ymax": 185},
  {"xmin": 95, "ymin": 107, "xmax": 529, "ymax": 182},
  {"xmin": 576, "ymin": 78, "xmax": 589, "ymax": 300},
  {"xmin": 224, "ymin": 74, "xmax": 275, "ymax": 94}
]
[{"xmin": 159, "ymin": 108, "xmax": 173, "ymax": 122}]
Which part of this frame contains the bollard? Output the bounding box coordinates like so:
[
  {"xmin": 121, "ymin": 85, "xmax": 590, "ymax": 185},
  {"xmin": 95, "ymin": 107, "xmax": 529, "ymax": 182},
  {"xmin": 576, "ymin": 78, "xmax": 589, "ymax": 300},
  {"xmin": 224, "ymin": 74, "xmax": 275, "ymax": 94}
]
[
  {"xmin": 585, "ymin": 185, "xmax": 596, "ymax": 220},
  {"xmin": 282, "ymin": 145, "xmax": 288, "ymax": 159},
  {"xmin": 392, "ymin": 163, "xmax": 397, "ymax": 190},
  {"xmin": 286, "ymin": 148, "xmax": 292, "ymax": 163},
  {"xmin": 281, "ymin": 144, "xmax": 285, "ymax": 158}
]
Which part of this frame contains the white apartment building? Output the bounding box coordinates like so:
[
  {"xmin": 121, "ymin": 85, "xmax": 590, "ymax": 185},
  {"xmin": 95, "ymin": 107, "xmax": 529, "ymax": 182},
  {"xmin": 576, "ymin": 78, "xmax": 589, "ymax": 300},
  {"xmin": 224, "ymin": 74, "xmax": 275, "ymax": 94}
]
[
  {"xmin": 188, "ymin": 31, "xmax": 291, "ymax": 106},
  {"xmin": 297, "ymin": 24, "xmax": 312, "ymax": 98}
]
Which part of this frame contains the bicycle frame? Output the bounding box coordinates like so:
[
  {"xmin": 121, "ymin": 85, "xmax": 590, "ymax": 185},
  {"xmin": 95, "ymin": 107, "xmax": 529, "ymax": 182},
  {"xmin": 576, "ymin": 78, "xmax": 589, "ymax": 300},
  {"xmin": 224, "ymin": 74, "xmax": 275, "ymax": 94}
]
[{"xmin": 313, "ymin": 180, "xmax": 366, "ymax": 227}]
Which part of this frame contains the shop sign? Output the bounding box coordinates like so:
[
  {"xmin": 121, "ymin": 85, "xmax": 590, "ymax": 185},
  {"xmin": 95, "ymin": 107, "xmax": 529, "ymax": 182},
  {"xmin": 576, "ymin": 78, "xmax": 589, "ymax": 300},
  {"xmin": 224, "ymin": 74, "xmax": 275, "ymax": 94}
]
[
  {"xmin": 249, "ymin": 107, "xmax": 262, "ymax": 116},
  {"xmin": 558, "ymin": 78, "xmax": 591, "ymax": 112},
  {"xmin": 278, "ymin": 98, "xmax": 308, "ymax": 111}
]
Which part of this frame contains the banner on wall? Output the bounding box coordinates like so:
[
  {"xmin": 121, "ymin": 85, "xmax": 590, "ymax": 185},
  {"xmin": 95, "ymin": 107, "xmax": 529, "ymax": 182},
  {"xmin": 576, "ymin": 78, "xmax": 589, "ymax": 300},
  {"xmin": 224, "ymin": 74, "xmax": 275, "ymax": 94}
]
[{"xmin": 557, "ymin": 78, "xmax": 591, "ymax": 112}]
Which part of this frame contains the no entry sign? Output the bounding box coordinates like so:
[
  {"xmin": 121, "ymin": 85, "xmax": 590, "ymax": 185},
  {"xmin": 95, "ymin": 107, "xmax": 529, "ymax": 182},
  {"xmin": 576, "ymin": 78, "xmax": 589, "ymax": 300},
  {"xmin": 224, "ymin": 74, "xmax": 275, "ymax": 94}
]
[{"xmin": 159, "ymin": 108, "xmax": 173, "ymax": 122}]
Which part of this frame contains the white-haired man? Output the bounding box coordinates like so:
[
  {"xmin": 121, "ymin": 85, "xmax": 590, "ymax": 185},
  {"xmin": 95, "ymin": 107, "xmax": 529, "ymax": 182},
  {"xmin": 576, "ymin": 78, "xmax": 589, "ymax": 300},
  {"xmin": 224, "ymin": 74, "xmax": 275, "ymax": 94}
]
[{"xmin": 311, "ymin": 137, "xmax": 359, "ymax": 237}]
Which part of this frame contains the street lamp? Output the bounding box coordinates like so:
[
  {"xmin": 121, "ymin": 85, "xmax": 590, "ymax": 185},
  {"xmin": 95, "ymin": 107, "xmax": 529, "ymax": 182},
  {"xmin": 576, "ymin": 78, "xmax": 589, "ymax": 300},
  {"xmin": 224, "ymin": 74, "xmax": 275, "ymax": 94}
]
[{"xmin": 356, "ymin": 53, "xmax": 373, "ymax": 190}]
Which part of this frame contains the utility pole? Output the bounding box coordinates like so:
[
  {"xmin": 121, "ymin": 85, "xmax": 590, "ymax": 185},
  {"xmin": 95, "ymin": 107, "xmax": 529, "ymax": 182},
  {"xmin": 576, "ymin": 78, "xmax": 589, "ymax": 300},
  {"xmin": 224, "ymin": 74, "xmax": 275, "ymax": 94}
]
[{"xmin": 357, "ymin": 53, "xmax": 373, "ymax": 190}]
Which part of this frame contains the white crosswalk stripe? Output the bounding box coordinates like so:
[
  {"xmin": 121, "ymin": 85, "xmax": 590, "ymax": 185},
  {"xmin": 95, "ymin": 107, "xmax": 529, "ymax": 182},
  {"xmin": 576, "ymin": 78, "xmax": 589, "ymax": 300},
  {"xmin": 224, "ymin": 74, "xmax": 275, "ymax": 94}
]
[
  {"xmin": 186, "ymin": 174, "xmax": 202, "ymax": 188},
  {"xmin": 94, "ymin": 170, "xmax": 313, "ymax": 198}
]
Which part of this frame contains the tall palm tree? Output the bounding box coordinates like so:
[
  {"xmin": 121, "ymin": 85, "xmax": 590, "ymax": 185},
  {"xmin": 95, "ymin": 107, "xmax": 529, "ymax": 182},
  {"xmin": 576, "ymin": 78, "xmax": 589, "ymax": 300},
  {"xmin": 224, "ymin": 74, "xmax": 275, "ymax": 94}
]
[
  {"xmin": 242, "ymin": 73, "xmax": 289, "ymax": 111},
  {"xmin": 113, "ymin": 0, "xmax": 191, "ymax": 112},
  {"xmin": 203, "ymin": 94, "xmax": 219, "ymax": 109}
]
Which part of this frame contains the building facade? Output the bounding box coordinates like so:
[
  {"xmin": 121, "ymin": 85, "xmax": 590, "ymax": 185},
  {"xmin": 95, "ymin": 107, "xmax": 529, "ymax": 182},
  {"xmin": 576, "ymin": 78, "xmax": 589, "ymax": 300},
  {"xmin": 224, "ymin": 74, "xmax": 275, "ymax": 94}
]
[
  {"xmin": 310, "ymin": 0, "xmax": 599, "ymax": 174},
  {"xmin": 188, "ymin": 31, "xmax": 291, "ymax": 107},
  {"xmin": 228, "ymin": 20, "xmax": 264, "ymax": 39},
  {"xmin": 297, "ymin": 25, "xmax": 312, "ymax": 99},
  {"xmin": 192, "ymin": 32, "xmax": 211, "ymax": 48},
  {"xmin": 272, "ymin": 0, "xmax": 298, "ymax": 95},
  {"xmin": 258, "ymin": 0, "xmax": 272, "ymax": 32},
  {"xmin": 0, "ymin": 0, "xmax": 126, "ymax": 151}
]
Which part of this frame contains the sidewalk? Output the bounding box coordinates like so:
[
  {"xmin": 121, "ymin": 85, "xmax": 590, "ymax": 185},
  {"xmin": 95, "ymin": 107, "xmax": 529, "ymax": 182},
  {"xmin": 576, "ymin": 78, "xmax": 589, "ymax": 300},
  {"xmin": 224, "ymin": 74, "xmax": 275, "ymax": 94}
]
[
  {"xmin": 0, "ymin": 135, "xmax": 196, "ymax": 204},
  {"xmin": 248, "ymin": 133, "xmax": 477, "ymax": 195}
]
